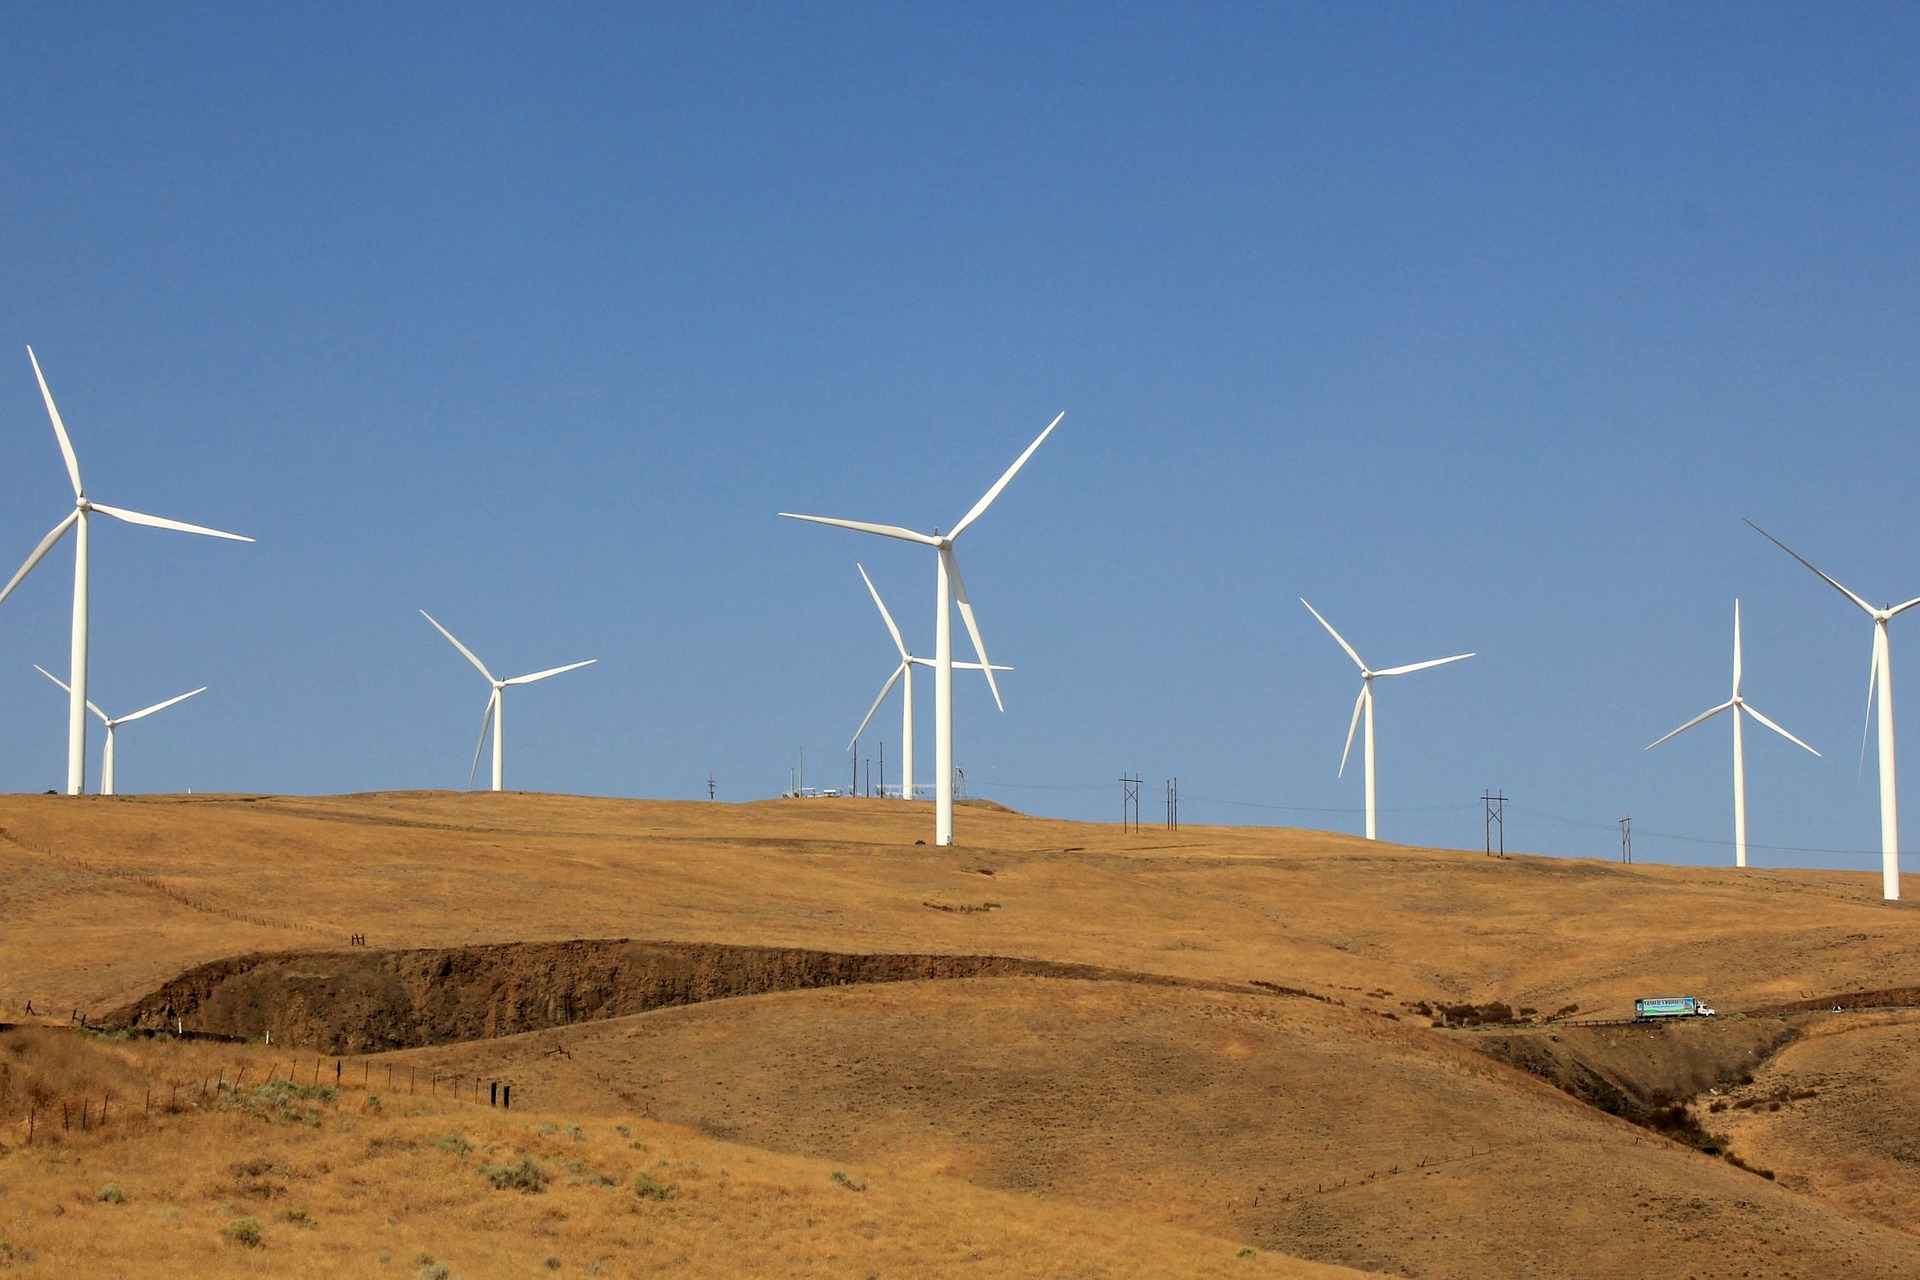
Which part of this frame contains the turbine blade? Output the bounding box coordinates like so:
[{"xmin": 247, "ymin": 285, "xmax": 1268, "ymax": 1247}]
[
  {"xmin": 1890, "ymin": 595, "xmax": 1920, "ymax": 617},
  {"xmin": 1374, "ymin": 652, "xmax": 1475, "ymax": 678},
  {"xmin": 469, "ymin": 691, "xmax": 497, "ymax": 789},
  {"xmin": 1731, "ymin": 599, "xmax": 1743, "ymax": 696},
  {"xmin": 952, "ymin": 661, "xmax": 1014, "ymax": 672},
  {"xmin": 36, "ymin": 667, "xmax": 110, "ymax": 724},
  {"xmin": 504, "ymin": 658, "xmax": 597, "ymax": 685},
  {"xmin": 1861, "ymin": 634, "xmax": 1880, "ymax": 776},
  {"xmin": 1746, "ymin": 519, "xmax": 1877, "ymax": 616},
  {"xmin": 89, "ymin": 503, "xmax": 253, "ymax": 543},
  {"xmin": 1645, "ymin": 701, "xmax": 1733, "ymax": 750},
  {"xmin": 27, "ymin": 348, "xmax": 83, "ymax": 498},
  {"xmin": 116, "ymin": 686, "xmax": 207, "ymax": 724},
  {"xmin": 850, "ymin": 662, "xmax": 906, "ymax": 751},
  {"xmin": 421, "ymin": 611, "xmax": 496, "ymax": 683},
  {"xmin": 945, "ymin": 547, "xmax": 1002, "ymax": 712},
  {"xmin": 1301, "ymin": 599, "xmax": 1367, "ymax": 673},
  {"xmin": 949, "ymin": 411, "xmax": 1065, "ymax": 540},
  {"xmin": 779, "ymin": 513, "xmax": 940, "ymax": 546},
  {"xmin": 858, "ymin": 563, "xmax": 909, "ymax": 659},
  {"xmin": 1743, "ymin": 704, "xmax": 1821, "ymax": 757},
  {"xmin": 0, "ymin": 511, "xmax": 79, "ymax": 608},
  {"xmin": 1339, "ymin": 684, "xmax": 1367, "ymax": 777}
]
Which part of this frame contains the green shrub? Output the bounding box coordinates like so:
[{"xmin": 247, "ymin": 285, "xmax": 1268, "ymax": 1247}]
[
  {"xmin": 436, "ymin": 1133, "xmax": 473, "ymax": 1156},
  {"xmin": 482, "ymin": 1156, "xmax": 550, "ymax": 1194},
  {"xmin": 96, "ymin": 1184, "xmax": 125, "ymax": 1204},
  {"xmin": 632, "ymin": 1171, "xmax": 675, "ymax": 1201},
  {"xmin": 221, "ymin": 1216, "xmax": 264, "ymax": 1248}
]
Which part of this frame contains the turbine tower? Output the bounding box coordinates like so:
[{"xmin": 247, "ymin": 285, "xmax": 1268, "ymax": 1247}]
[
  {"xmin": 847, "ymin": 563, "xmax": 1009, "ymax": 801},
  {"xmin": 782, "ymin": 411, "xmax": 1064, "ymax": 845},
  {"xmin": 34, "ymin": 666, "xmax": 206, "ymax": 796},
  {"xmin": 1645, "ymin": 600, "xmax": 1819, "ymax": 869},
  {"xmin": 1301, "ymin": 598, "xmax": 1474, "ymax": 841},
  {"xmin": 421, "ymin": 611, "xmax": 596, "ymax": 792},
  {"xmin": 0, "ymin": 348, "xmax": 252, "ymax": 795},
  {"xmin": 1749, "ymin": 520, "xmax": 1920, "ymax": 900}
]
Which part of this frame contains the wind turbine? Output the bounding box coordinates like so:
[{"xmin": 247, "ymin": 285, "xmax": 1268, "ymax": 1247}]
[
  {"xmin": 782, "ymin": 410, "xmax": 1064, "ymax": 845},
  {"xmin": 0, "ymin": 348, "xmax": 252, "ymax": 795},
  {"xmin": 1301, "ymin": 599, "xmax": 1474, "ymax": 841},
  {"xmin": 420, "ymin": 611, "xmax": 596, "ymax": 792},
  {"xmin": 1645, "ymin": 601, "xmax": 1819, "ymax": 869},
  {"xmin": 1748, "ymin": 520, "xmax": 1920, "ymax": 900},
  {"xmin": 847, "ymin": 563, "xmax": 1009, "ymax": 801},
  {"xmin": 34, "ymin": 665, "xmax": 206, "ymax": 796}
]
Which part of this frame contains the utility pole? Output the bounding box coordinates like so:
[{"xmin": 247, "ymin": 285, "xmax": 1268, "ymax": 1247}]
[
  {"xmin": 879, "ymin": 742, "xmax": 885, "ymax": 799},
  {"xmin": 1482, "ymin": 791, "xmax": 1506, "ymax": 857},
  {"xmin": 1121, "ymin": 774, "xmax": 1142, "ymax": 832},
  {"xmin": 1620, "ymin": 814, "xmax": 1632, "ymax": 864},
  {"xmin": 1165, "ymin": 777, "xmax": 1179, "ymax": 831},
  {"xmin": 707, "ymin": 772, "xmax": 715, "ymax": 801}
]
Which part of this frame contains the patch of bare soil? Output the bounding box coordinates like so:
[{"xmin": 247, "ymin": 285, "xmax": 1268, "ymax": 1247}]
[
  {"xmin": 1465, "ymin": 1016, "xmax": 1803, "ymax": 1125},
  {"xmin": 101, "ymin": 940, "xmax": 1235, "ymax": 1053}
]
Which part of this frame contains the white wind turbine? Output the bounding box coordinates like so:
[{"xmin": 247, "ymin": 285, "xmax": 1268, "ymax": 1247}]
[
  {"xmin": 420, "ymin": 611, "xmax": 596, "ymax": 792},
  {"xmin": 0, "ymin": 348, "xmax": 252, "ymax": 796},
  {"xmin": 1749, "ymin": 520, "xmax": 1920, "ymax": 900},
  {"xmin": 1645, "ymin": 601, "xmax": 1819, "ymax": 869},
  {"xmin": 847, "ymin": 563, "xmax": 1009, "ymax": 800},
  {"xmin": 34, "ymin": 665, "xmax": 206, "ymax": 797},
  {"xmin": 783, "ymin": 411, "xmax": 1064, "ymax": 845},
  {"xmin": 1301, "ymin": 599, "xmax": 1474, "ymax": 842}
]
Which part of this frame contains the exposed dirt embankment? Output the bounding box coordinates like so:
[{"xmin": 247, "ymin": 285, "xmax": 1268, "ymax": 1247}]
[
  {"xmin": 1752, "ymin": 986, "xmax": 1920, "ymax": 1013},
  {"xmin": 1466, "ymin": 1017, "xmax": 1803, "ymax": 1123},
  {"xmin": 103, "ymin": 940, "xmax": 1229, "ymax": 1054}
]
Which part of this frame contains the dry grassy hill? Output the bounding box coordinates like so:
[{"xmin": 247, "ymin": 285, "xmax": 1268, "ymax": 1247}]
[{"xmin": 3, "ymin": 791, "xmax": 1919, "ymax": 1277}]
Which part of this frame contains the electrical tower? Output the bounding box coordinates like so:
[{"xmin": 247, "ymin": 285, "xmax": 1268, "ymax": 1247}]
[
  {"xmin": 1482, "ymin": 791, "xmax": 1506, "ymax": 857},
  {"xmin": 1121, "ymin": 775, "xmax": 1142, "ymax": 832},
  {"xmin": 1165, "ymin": 777, "xmax": 1180, "ymax": 831},
  {"xmin": 707, "ymin": 772, "xmax": 715, "ymax": 801},
  {"xmin": 1620, "ymin": 814, "xmax": 1632, "ymax": 864}
]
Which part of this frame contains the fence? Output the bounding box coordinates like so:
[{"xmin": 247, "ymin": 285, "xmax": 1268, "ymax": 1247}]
[{"xmin": 8, "ymin": 1052, "xmax": 518, "ymax": 1147}]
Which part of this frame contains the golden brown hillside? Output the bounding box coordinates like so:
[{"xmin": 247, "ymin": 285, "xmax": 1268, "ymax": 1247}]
[{"xmin": 3, "ymin": 790, "xmax": 1919, "ymax": 1278}]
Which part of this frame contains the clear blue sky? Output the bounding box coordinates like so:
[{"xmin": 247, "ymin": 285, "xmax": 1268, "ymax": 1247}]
[{"xmin": 2, "ymin": 5, "xmax": 1917, "ymax": 872}]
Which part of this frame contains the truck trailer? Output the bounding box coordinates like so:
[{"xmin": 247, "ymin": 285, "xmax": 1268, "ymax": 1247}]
[{"xmin": 1633, "ymin": 996, "xmax": 1714, "ymax": 1020}]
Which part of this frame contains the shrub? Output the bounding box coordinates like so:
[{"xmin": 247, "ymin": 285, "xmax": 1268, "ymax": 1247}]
[
  {"xmin": 632, "ymin": 1172, "xmax": 675, "ymax": 1201},
  {"xmin": 436, "ymin": 1133, "xmax": 473, "ymax": 1156},
  {"xmin": 830, "ymin": 1170, "xmax": 867, "ymax": 1192},
  {"xmin": 96, "ymin": 1184, "xmax": 125, "ymax": 1204},
  {"xmin": 544, "ymin": 1256, "xmax": 563, "ymax": 1271},
  {"xmin": 483, "ymin": 1157, "xmax": 550, "ymax": 1194},
  {"xmin": 417, "ymin": 1265, "xmax": 450, "ymax": 1280},
  {"xmin": 221, "ymin": 1217, "xmax": 264, "ymax": 1248}
]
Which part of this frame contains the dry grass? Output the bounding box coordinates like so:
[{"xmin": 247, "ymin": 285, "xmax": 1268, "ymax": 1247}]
[
  {"xmin": 1, "ymin": 791, "xmax": 1915, "ymax": 1022},
  {"xmin": 1697, "ymin": 1009, "xmax": 1920, "ymax": 1234},
  {"xmin": 5, "ymin": 791, "xmax": 1920, "ymax": 1277},
  {"xmin": 0, "ymin": 1030, "xmax": 1369, "ymax": 1279}
]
